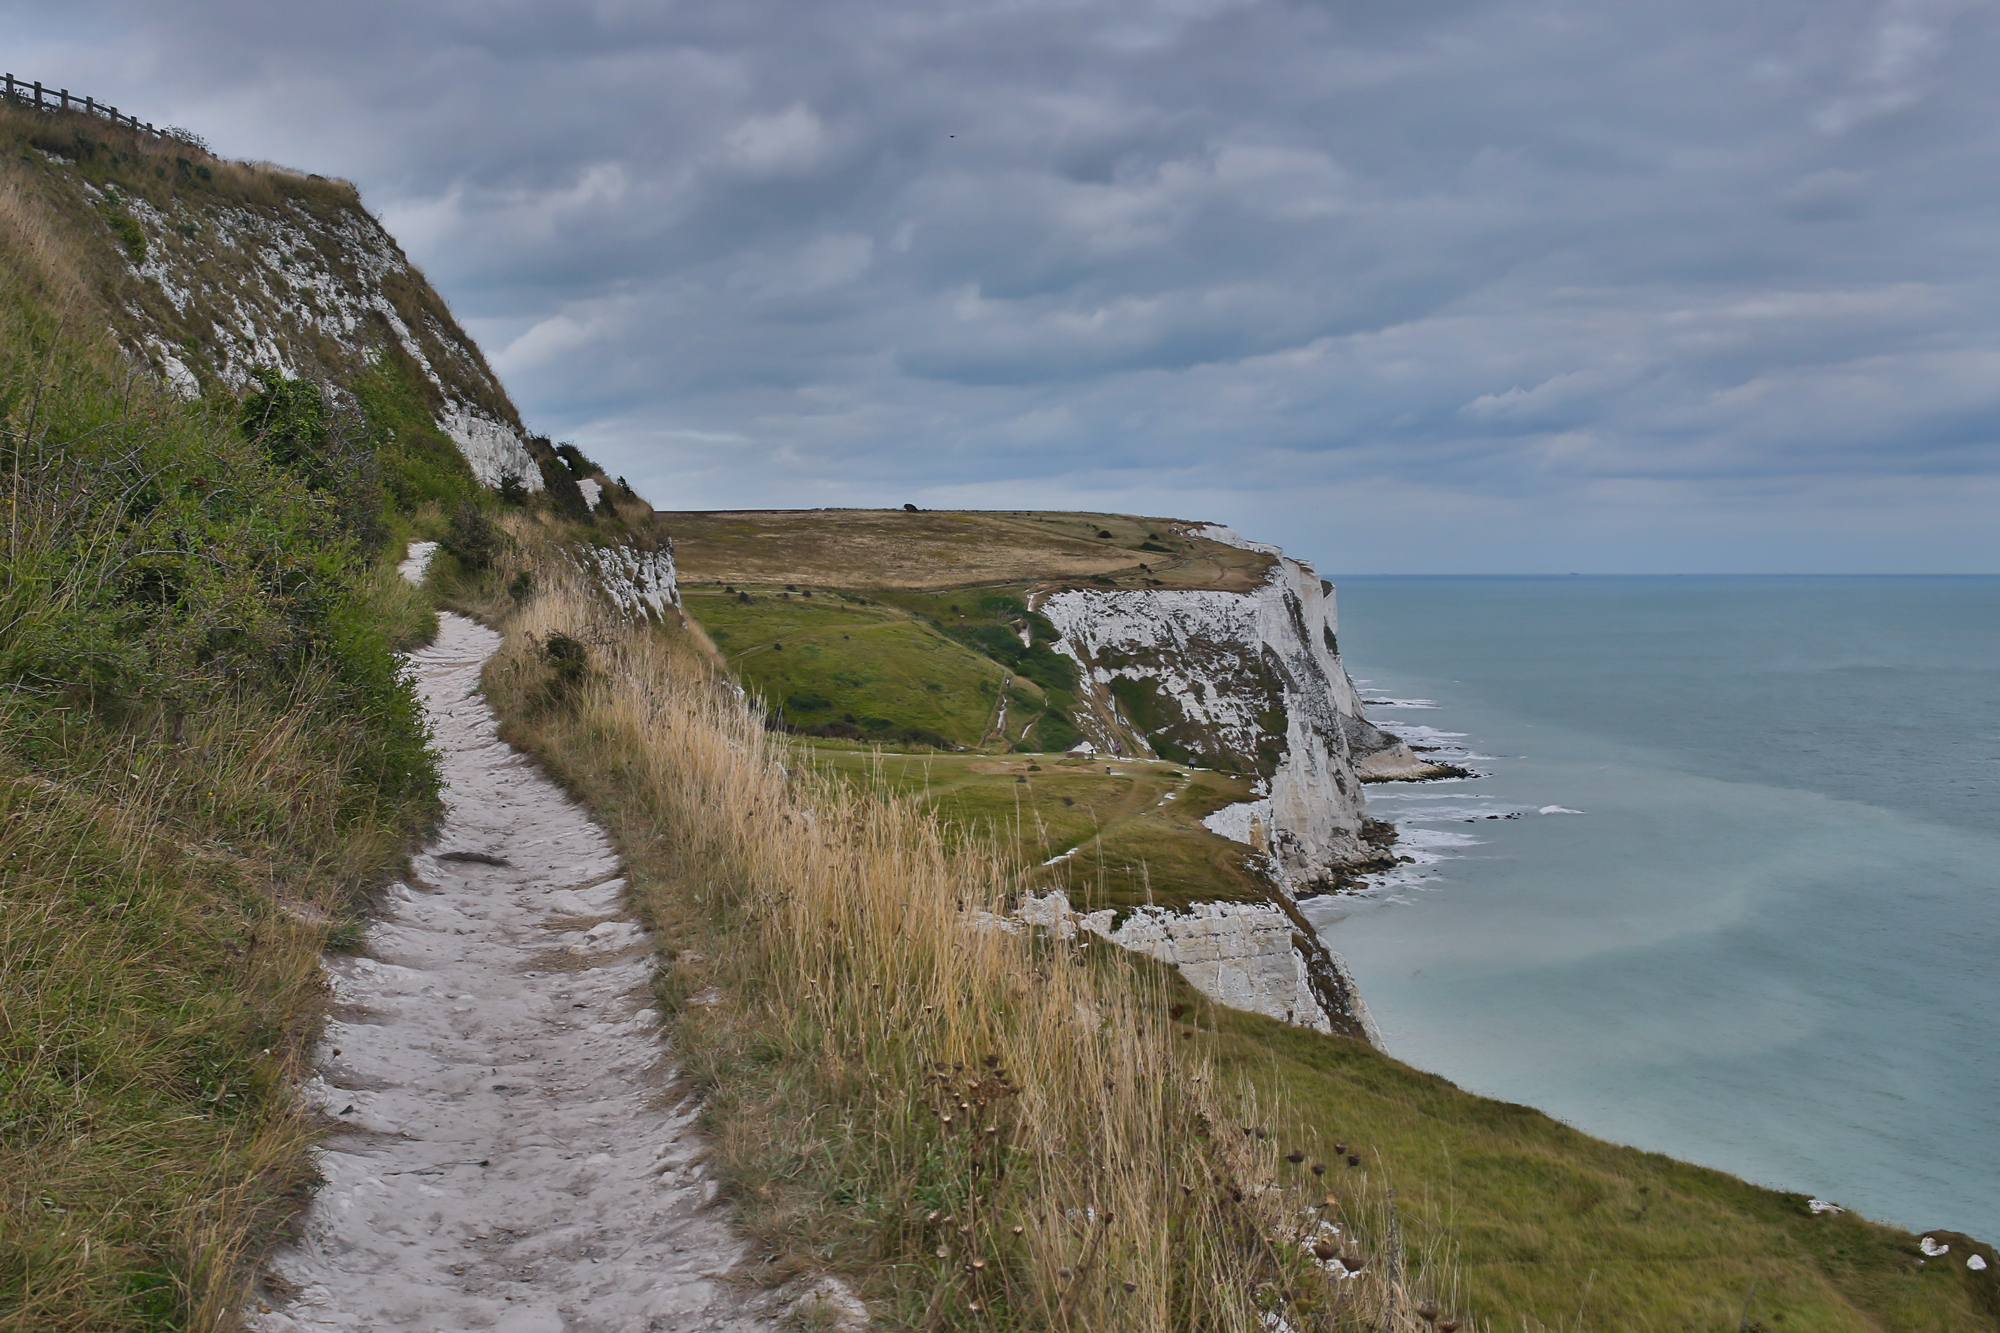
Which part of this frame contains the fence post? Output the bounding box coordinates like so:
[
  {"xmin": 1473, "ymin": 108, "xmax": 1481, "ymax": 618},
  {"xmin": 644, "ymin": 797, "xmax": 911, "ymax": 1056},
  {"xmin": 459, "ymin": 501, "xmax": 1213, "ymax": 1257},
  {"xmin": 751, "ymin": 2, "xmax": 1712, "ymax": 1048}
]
[
  {"xmin": 60, "ymin": 88, "xmax": 69, "ymax": 111},
  {"xmin": 3, "ymin": 73, "xmax": 13, "ymax": 101},
  {"xmin": 85, "ymin": 95, "xmax": 94, "ymax": 116},
  {"xmin": 34, "ymin": 81, "xmax": 43, "ymax": 109}
]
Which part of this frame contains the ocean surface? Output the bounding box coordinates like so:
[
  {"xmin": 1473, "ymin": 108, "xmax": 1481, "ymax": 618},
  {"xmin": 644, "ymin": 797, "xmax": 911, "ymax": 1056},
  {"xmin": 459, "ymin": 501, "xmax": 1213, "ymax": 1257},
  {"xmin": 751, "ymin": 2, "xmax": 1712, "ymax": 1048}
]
[{"xmin": 1303, "ymin": 576, "xmax": 2000, "ymax": 1240}]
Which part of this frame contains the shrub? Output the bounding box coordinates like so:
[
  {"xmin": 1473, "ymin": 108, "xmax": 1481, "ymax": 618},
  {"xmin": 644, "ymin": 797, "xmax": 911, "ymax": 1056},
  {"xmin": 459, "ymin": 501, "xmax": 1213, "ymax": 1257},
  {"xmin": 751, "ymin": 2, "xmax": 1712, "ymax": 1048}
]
[
  {"xmin": 553, "ymin": 441, "xmax": 601, "ymax": 479},
  {"xmin": 97, "ymin": 201, "xmax": 147, "ymax": 261},
  {"xmin": 442, "ymin": 501, "xmax": 503, "ymax": 572},
  {"xmin": 540, "ymin": 632, "xmax": 590, "ymax": 703},
  {"xmin": 242, "ymin": 367, "xmax": 389, "ymax": 549}
]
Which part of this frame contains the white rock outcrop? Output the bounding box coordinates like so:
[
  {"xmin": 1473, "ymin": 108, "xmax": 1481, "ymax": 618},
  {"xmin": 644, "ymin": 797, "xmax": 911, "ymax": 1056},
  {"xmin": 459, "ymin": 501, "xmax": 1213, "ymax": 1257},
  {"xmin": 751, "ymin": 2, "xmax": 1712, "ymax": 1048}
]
[
  {"xmin": 1020, "ymin": 890, "xmax": 1383, "ymax": 1044},
  {"xmin": 437, "ymin": 402, "xmax": 542, "ymax": 491},
  {"xmin": 572, "ymin": 541, "xmax": 680, "ymax": 621},
  {"xmin": 108, "ymin": 180, "xmax": 541, "ymax": 490},
  {"xmin": 1040, "ymin": 553, "xmax": 1375, "ymax": 887}
]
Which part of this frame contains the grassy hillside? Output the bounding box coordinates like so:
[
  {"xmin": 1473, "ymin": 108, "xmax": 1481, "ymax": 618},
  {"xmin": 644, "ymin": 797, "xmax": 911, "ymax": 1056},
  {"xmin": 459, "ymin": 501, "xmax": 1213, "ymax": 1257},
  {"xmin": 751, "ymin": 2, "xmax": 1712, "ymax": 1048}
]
[
  {"xmin": 467, "ymin": 535, "xmax": 2000, "ymax": 1333},
  {"xmin": 0, "ymin": 165, "xmax": 438, "ymax": 1332},
  {"xmin": 826, "ymin": 750, "xmax": 1270, "ymax": 913},
  {"xmin": 0, "ymin": 103, "xmax": 664, "ymax": 1332}
]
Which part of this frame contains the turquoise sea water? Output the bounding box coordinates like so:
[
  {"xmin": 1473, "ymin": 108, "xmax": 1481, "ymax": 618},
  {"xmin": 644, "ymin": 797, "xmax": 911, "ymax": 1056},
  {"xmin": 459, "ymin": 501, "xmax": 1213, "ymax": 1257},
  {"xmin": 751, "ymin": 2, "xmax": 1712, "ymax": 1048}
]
[{"xmin": 1303, "ymin": 576, "xmax": 2000, "ymax": 1240}]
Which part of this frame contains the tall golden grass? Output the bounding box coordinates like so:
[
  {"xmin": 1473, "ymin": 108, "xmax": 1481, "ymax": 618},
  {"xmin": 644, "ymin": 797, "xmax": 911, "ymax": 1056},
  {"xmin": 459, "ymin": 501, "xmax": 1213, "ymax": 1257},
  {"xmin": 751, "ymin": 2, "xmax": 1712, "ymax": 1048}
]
[{"xmin": 475, "ymin": 539, "xmax": 1467, "ymax": 1332}]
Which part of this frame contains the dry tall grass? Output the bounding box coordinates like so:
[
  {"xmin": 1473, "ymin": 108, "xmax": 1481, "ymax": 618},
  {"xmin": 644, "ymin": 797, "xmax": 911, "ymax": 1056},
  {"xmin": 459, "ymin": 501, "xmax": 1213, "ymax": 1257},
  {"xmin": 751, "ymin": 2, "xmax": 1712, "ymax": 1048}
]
[{"xmin": 476, "ymin": 543, "xmax": 1467, "ymax": 1332}]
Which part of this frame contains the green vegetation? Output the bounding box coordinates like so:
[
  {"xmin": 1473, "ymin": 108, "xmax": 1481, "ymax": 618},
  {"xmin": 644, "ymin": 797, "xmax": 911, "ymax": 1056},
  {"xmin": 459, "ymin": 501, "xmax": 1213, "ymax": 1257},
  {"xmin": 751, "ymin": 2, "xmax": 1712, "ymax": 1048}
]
[
  {"xmin": 0, "ymin": 165, "xmax": 447, "ymax": 1329},
  {"xmin": 809, "ymin": 750, "xmax": 1269, "ymax": 913},
  {"xmin": 350, "ymin": 345, "xmax": 487, "ymax": 516},
  {"xmin": 0, "ymin": 105, "xmax": 658, "ymax": 1331},
  {"xmin": 1188, "ymin": 984, "xmax": 2000, "ymax": 1332},
  {"xmin": 683, "ymin": 586, "xmax": 1033, "ymax": 748}
]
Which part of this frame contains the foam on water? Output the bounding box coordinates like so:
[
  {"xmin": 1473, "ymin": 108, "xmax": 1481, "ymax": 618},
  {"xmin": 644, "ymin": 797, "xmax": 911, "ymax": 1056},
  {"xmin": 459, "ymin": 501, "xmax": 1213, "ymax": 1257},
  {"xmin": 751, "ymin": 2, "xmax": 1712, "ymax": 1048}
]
[{"xmin": 1314, "ymin": 576, "xmax": 2000, "ymax": 1240}]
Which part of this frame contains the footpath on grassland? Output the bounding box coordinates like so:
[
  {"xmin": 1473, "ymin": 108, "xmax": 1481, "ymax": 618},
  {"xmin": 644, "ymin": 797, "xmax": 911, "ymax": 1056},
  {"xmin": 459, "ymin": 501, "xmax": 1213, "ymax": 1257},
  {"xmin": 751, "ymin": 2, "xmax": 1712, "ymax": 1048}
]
[{"xmin": 248, "ymin": 586, "xmax": 782, "ymax": 1333}]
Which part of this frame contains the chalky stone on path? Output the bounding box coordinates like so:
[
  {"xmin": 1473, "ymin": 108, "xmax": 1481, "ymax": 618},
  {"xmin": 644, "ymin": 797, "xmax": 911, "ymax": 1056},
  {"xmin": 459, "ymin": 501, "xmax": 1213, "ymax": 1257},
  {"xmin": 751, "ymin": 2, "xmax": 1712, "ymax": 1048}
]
[{"xmin": 249, "ymin": 611, "xmax": 774, "ymax": 1333}]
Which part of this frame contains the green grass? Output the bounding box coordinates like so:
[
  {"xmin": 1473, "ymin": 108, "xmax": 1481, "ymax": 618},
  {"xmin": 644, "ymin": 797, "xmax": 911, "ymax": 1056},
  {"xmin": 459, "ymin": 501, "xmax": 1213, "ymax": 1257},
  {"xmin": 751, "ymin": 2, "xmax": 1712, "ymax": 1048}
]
[
  {"xmin": 683, "ymin": 587, "xmax": 1034, "ymax": 747},
  {"xmin": 1176, "ymin": 979, "xmax": 2000, "ymax": 1331},
  {"xmin": 804, "ymin": 749, "xmax": 1270, "ymax": 912},
  {"xmin": 683, "ymin": 581, "xmax": 1281, "ymax": 912}
]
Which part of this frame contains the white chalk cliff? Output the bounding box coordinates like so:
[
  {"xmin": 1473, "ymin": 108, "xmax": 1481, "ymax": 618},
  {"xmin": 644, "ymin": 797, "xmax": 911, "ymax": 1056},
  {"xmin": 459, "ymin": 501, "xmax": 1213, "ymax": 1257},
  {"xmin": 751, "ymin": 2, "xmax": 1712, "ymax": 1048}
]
[
  {"xmin": 94, "ymin": 169, "xmax": 541, "ymax": 489},
  {"xmin": 1039, "ymin": 534, "xmax": 1377, "ymax": 890},
  {"xmin": 1023, "ymin": 524, "xmax": 1408, "ymax": 1043}
]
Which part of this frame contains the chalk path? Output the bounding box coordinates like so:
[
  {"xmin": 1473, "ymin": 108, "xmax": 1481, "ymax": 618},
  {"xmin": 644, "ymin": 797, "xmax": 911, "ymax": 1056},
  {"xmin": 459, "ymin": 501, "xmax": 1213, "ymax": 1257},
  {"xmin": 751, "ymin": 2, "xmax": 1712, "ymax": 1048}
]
[{"xmin": 249, "ymin": 609, "xmax": 775, "ymax": 1333}]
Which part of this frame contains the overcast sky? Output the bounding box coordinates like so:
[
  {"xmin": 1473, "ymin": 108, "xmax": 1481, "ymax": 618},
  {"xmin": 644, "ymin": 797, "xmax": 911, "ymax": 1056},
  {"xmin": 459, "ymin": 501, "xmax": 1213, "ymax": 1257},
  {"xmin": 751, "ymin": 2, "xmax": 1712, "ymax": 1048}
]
[{"xmin": 11, "ymin": 0, "xmax": 2000, "ymax": 571}]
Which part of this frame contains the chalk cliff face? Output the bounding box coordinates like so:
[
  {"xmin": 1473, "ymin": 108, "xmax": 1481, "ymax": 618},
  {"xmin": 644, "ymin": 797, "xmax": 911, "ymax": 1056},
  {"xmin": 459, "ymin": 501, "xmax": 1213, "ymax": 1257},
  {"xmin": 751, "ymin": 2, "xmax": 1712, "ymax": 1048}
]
[
  {"xmin": 1019, "ymin": 891, "xmax": 1382, "ymax": 1045},
  {"xmin": 47, "ymin": 150, "xmax": 541, "ymax": 489},
  {"xmin": 1026, "ymin": 524, "xmax": 1403, "ymax": 1041},
  {"xmin": 22, "ymin": 135, "xmax": 689, "ymax": 613},
  {"xmin": 1039, "ymin": 531, "xmax": 1379, "ymax": 890},
  {"xmin": 572, "ymin": 539, "xmax": 681, "ymax": 621}
]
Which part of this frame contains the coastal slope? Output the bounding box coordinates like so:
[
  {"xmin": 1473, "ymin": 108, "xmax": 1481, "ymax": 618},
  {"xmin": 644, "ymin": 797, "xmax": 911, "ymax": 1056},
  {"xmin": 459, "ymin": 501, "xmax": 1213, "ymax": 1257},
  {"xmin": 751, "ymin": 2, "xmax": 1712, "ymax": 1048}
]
[{"xmin": 662, "ymin": 506, "xmax": 1414, "ymax": 1040}]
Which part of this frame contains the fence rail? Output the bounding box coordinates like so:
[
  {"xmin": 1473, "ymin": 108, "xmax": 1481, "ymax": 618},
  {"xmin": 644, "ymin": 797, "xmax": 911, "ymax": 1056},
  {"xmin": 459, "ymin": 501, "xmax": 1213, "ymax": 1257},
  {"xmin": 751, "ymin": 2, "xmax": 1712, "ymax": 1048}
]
[{"xmin": 2, "ymin": 73, "xmax": 158, "ymax": 137}]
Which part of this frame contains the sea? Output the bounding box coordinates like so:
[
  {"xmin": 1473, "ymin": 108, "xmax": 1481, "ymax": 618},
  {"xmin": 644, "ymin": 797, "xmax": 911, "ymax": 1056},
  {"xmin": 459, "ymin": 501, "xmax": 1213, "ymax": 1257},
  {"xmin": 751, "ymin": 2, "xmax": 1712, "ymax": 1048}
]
[{"xmin": 1301, "ymin": 575, "xmax": 2000, "ymax": 1240}]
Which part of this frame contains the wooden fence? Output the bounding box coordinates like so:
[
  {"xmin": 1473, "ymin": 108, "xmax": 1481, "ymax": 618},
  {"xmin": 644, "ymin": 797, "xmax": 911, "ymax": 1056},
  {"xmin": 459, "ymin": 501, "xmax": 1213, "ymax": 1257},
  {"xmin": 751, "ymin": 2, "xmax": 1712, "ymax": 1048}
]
[{"xmin": 2, "ymin": 74, "xmax": 160, "ymax": 137}]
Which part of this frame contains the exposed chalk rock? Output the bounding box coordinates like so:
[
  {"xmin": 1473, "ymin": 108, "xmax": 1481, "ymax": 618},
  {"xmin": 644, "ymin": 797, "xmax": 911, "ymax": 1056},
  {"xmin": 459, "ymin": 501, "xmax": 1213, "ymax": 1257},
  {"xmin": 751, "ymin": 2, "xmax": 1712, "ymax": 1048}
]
[
  {"xmin": 99, "ymin": 171, "xmax": 541, "ymax": 491},
  {"xmin": 437, "ymin": 401, "xmax": 541, "ymax": 490},
  {"xmin": 1041, "ymin": 552, "xmax": 1379, "ymax": 886},
  {"xmin": 571, "ymin": 539, "xmax": 681, "ymax": 620},
  {"xmin": 1020, "ymin": 890, "xmax": 1382, "ymax": 1045}
]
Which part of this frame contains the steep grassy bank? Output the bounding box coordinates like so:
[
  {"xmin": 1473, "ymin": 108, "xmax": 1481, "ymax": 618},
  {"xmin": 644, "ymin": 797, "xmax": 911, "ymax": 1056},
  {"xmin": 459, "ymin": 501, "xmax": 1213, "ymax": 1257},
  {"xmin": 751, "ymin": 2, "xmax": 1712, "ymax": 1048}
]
[
  {"xmin": 458, "ymin": 538, "xmax": 1450, "ymax": 1333},
  {"xmin": 0, "ymin": 189, "xmax": 446, "ymax": 1333}
]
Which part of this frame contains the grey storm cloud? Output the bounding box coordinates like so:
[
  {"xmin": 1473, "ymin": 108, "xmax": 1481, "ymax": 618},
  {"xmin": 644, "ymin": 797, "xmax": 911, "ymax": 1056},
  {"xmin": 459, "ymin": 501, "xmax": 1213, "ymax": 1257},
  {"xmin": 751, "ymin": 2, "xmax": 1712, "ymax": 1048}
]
[{"xmin": 10, "ymin": 0, "xmax": 2000, "ymax": 570}]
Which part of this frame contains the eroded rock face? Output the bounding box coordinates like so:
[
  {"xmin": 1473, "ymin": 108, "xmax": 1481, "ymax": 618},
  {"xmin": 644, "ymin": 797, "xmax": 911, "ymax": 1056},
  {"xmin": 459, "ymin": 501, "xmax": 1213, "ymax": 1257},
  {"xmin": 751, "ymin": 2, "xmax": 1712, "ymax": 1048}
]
[
  {"xmin": 1020, "ymin": 891, "xmax": 1381, "ymax": 1045},
  {"xmin": 1040, "ymin": 550, "xmax": 1376, "ymax": 887},
  {"xmin": 571, "ymin": 539, "xmax": 681, "ymax": 621},
  {"xmin": 95, "ymin": 172, "xmax": 540, "ymax": 489}
]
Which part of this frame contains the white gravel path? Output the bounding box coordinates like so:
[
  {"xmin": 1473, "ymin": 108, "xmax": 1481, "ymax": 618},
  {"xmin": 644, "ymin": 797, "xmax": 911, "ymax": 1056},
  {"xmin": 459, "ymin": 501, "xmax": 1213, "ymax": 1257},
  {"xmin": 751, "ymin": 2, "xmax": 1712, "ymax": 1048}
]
[{"xmin": 248, "ymin": 611, "xmax": 778, "ymax": 1333}]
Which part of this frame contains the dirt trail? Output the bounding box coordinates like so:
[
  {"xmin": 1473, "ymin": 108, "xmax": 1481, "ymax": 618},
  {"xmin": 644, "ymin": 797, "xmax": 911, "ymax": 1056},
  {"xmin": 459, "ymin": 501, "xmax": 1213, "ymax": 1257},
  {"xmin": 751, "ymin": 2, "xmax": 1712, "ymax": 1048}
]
[{"xmin": 249, "ymin": 610, "xmax": 777, "ymax": 1333}]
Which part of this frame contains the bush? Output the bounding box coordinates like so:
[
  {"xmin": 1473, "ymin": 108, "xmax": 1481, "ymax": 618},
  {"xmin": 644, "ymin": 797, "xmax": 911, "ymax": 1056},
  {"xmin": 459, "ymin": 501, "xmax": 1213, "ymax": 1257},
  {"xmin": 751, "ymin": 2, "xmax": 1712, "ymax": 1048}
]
[
  {"xmin": 540, "ymin": 632, "xmax": 590, "ymax": 703},
  {"xmin": 442, "ymin": 501, "xmax": 503, "ymax": 572},
  {"xmin": 531, "ymin": 435, "xmax": 593, "ymax": 522},
  {"xmin": 242, "ymin": 367, "xmax": 388, "ymax": 549},
  {"xmin": 553, "ymin": 441, "xmax": 601, "ymax": 479}
]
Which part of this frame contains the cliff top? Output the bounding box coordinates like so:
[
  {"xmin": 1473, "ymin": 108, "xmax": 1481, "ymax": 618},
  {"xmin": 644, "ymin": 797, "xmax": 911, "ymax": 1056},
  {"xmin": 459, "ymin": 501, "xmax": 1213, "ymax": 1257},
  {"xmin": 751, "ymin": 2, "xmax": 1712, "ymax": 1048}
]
[{"xmin": 662, "ymin": 507, "xmax": 1281, "ymax": 593}]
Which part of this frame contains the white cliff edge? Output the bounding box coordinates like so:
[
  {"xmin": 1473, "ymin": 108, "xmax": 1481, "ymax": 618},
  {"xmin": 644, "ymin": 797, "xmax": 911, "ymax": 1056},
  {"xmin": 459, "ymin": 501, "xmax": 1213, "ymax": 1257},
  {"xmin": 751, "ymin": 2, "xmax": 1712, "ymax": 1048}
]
[
  {"xmin": 1032, "ymin": 526, "xmax": 1399, "ymax": 1045},
  {"xmin": 1039, "ymin": 554, "xmax": 1373, "ymax": 889}
]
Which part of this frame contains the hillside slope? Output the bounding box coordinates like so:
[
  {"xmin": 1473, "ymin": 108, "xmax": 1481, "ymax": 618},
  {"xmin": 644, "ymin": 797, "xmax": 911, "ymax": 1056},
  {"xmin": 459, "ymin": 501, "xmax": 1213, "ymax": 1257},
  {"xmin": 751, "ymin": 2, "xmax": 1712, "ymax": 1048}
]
[{"xmin": 0, "ymin": 97, "xmax": 670, "ymax": 1331}]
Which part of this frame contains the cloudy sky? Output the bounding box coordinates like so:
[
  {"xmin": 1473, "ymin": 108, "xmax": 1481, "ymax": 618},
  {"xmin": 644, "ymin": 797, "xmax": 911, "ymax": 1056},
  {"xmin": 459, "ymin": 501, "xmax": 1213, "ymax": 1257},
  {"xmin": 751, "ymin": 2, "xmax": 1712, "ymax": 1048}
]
[{"xmin": 11, "ymin": 0, "xmax": 2000, "ymax": 571}]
